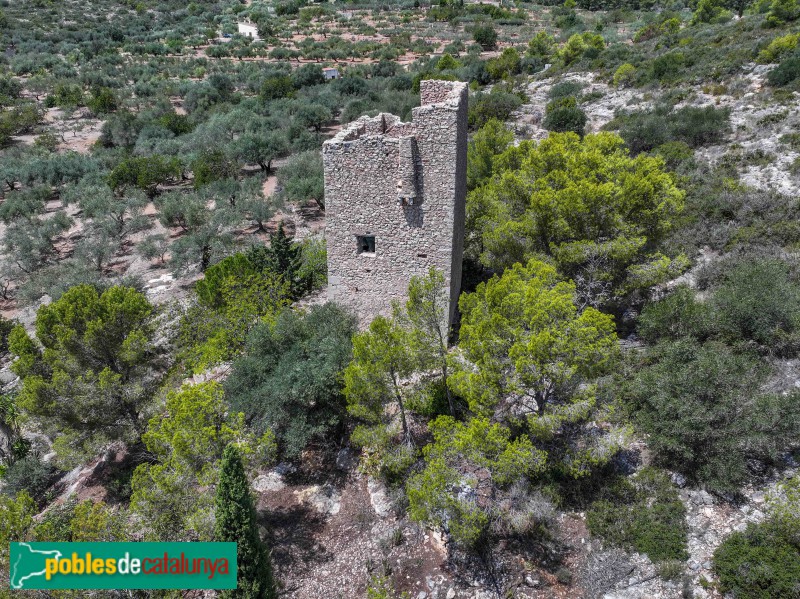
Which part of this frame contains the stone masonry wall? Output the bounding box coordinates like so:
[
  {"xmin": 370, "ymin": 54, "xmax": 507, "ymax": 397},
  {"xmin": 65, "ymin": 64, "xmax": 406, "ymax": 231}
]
[{"xmin": 322, "ymin": 80, "xmax": 468, "ymax": 327}]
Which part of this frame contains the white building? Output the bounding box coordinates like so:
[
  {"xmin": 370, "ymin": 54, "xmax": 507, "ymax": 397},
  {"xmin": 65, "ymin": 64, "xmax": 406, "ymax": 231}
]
[
  {"xmin": 237, "ymin": 20, "xmax": 260, "ymax": 40},
  {"xmin": 323, "ymin": 67, "xmax": 340, "ymax": 80}
]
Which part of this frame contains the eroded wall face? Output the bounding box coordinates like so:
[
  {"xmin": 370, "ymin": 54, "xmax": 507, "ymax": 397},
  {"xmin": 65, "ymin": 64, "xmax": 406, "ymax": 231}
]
[{"xmin": 323, "ymin": 81, "xmax": 467, "ymax": 327}]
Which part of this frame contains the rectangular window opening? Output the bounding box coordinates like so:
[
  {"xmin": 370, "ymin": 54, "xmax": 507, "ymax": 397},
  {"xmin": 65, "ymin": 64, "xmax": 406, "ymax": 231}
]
[{"xmin": 356, "ymin": 235, "xmax": 376, "ymax": 255}]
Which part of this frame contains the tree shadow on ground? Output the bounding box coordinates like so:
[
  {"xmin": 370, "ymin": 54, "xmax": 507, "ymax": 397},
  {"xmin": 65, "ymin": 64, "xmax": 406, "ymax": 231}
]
[{"xmin": 260, "ymin": 503, "xmax": 331, "ymax": 586}]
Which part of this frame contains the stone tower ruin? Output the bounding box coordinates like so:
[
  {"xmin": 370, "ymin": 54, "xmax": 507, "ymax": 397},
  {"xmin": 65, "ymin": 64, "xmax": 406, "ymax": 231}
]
[{"xmin": 322, "ymin": 79, "xmax": 468, "ymax": 327}]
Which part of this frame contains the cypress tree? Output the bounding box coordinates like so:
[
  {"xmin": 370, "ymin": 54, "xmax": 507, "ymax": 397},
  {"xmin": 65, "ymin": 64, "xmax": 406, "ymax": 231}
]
[
  {"xmin": 267, "ymin": 222, "xmax": 300, "ymax": 288},
  {"xmin": 246, "ymin": 221, "xmax": 301, "ymax": 297},
  {"xmin": 215, "ymin": 444, "xmax": 277, "ymax": 599}
]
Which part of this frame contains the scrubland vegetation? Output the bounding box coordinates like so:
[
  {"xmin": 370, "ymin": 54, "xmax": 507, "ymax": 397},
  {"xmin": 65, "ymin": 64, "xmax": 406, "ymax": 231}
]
[{"xmin": 1, "ymin": 0, "xmax": 800, "ymax": 596}]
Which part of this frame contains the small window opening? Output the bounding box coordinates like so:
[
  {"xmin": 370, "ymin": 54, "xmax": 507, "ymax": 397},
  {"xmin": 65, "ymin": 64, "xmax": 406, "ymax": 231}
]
[{"xmin": 357, "ymin": 235, "xmax": 376, "ymax": 255}]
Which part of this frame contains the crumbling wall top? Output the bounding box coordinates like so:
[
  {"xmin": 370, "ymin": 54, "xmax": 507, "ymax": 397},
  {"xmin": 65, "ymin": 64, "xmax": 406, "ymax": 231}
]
[
  {"xmin": 324, "ymin": 80, "xmax": 467, "ymax": 151},
  {"xmin": 418, "ymin": 79, "xmax": 468, "ymax": 107},
  {"xmin": 324, "ymin": 112, "xmax": 415, "ymax": 148}
]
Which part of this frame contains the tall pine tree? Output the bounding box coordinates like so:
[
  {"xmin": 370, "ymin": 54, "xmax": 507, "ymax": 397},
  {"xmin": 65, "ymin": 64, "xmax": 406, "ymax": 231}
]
[{"xmin": 215, "ymin": 445, "xmax": 277, "ymax": 598}]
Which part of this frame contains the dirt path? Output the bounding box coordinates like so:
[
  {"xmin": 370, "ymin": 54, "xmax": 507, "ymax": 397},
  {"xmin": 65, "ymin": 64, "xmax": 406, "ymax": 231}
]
[{"xmin": 263, "ymin": 174, "xmax": 278, "ymax": 198}]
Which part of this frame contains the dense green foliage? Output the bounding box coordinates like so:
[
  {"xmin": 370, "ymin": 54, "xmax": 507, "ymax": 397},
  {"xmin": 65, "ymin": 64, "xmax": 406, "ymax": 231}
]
[
  {"xmin": 1, "ymin": 455, "xmax": 58, "ymax": 504},
  {"xmin": 542, "ymin": 96, "xmax": 587, "ymax": 136},
  {"xmin": 586, "ymin": 468, "xmax": 688, "ymax": 563},
  {"xmin": 468, "ymin": 88, "xmax": 524, "ymax": 129},
  {"xmin": 407, "ymin": 416, "xmax": 546, "ymax": 546},
  {"xmin": 215, "ymin": 445, "xmax": 277, "ymax": 599},
  {"xmin": 611, "ymin": 105, "xmax": 731, "ymax": 155},
  {"xmin": 0, "ymin": 392, "xmax": 28, "ymax": 477},
  {"xmin": 403, "ymin": 261, "xmax": 627, "ymax": 545},
  {"xmin": 466, "ymin": 118, "xmax": 514, "ymax": 191},
  {"xmin": 768, "ymin": 55, "xmax": 800, "ymax": 86},
  {"xmin": 623, "ymin": 336, "xmax": 800, "ymax": 493},
  {"xmin": 345, "ymin": 314, "xmax": 417, "ymax": 479},
  {"xmin": 398, "ymin": 268, "xmax": 458, "ymax": 417},
  {"xmin": 466, "ymin": 129, "xmax": 685, "ymax": 308},
  {"xmin": 713, "ymin": 521, "xmax": 800, "ymax": 598},
  {"xmin": 451, "ymin": 260, "xmax": 617, "ymax": 425},
  {"xmin": 0, "ymin": 492, "xmax": 36, "ymax": 590},
  {"xmin": 626, "ymin": 255, "xmax": 800, "ymax": 494},
  {"xmin": 131, "ymin": 382, "xmax": 274, "ymax": 541},
  {"xmin": 472, "ymin": 24, "xmax": 498, "ymax": 50},
  {"xmin": 178, "ymin": 252, "xmax": 291, "ymax": 372},
  {"xmin": 226, "ymin": 303, "xmax": 357, "ymax": 458},
  {"xmin": 639, "ymin": 258, "xmax": 800, "ymax": 355},
  {"xmin": 9, "ymin": 285, "xmax": 161, "ymax": 466}
]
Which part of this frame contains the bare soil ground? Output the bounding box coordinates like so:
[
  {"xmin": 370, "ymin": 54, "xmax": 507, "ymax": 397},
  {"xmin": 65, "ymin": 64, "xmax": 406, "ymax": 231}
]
[{"xmin": 255, "ymin": 461, "xmax": 588, "ymax": 599}]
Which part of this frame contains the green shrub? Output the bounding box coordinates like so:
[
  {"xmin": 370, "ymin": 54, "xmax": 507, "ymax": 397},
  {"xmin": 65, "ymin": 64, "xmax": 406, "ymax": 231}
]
[
  {"xmin": 472, "ymin": 24, "xmax": 498, "ymax": 50},
  {"xmin": 31, "ymin": 498, "xmax": 78, "ymax": 541},
  {"xmin": 670, "ymin": 181, "xmax": 800, "ymax": 255},
  {"xmin": 691, "ymin": 0, "xmax": 732, "ymax": 24},
  {"xmin": 638, "ymin": 285, "xmax": 713, "ymax": 342},
  {"xmin": 0, "ymin": 393, "xmax": 28, "ymax": 477},
  {"xmin": 768, "ymin": 56, "xmax": 800, "ymax": 86},
  {"xmin": 2, "ymin": 455, "xmax": 59, "ymax": 504},
  {"xmin": 549, "ymin": 80, "xmax": 584, "ymax": 100},
  {"xmin": 0, "ymin": 315, "xmax": 15, "ymax": 354},
  {"xmin": 47, "ymin": 83, "xmax": 83, "ymax": 108},
  {"xmin": 613, "ymin": 63, "xmax": 636, "ymax": 87},
  {"xmin": 109, "ymin": 154, "xmax": 182, "ymax": 196},
  {"xmin": 543, "ymin": 96, "xmax": 587, "ymax": 136},
  {"xmin": 553, "ymin": 3, "xmax": 581, "ymax": 29},
  {"xmin": 555, "ymin": 567, "xmax": 573, "ymax": 585},
  {"xmin": 436, "ymin": 53, "xmax": 461, "ymax": 71},
  {"xmin": 670, "ymin": 106, "xmax": 730, "ymax": 147},
  {"xmin": 623, "ymin": 338, "xmax": 800, "ymax": 493},
  {"xmin": 195, "ymin": 253, "xmax": 259, "ymax": 308},
  {"xmin": 633, "ymin": 16, "xmax": 681, "ymax": 43},
  {"xmin": 768, "ymin": 475, "xmax": 800, "ymax": 534},
  {"xmin": 580, "ymin": 90, "xmax": 605, "ymax": 104},
  {"xmin": 260, "ymin": 75, "xmax": 295, "ymax": 100},
  {"xmin": 468, "ymin": 89, "xmax": 523, "ymax": 129},
  {"xmin": 756, "ymin": 111, "xmax": 788, "ymax": 126},
  {"xmin": 616, "ymin": 109, "xmax": 669, "ymax": 154},
  {"xmin": 560, "ymin": 32, "xmax": 605, "ymax": 65},
  {"xmin": 779, "ymin": 132, "xmax": 800, "ymax": 149},
  {"xmin": 225, "ymin": 303, "xmax": 357, "ymax": 458},
  {"xmin": 366, "ymin": 575, "xmax": 410, "ymax": 599},
  {"xmin": 766, "ymin": 0, "xmax": 800, "ymax": 25},
  {"xmin": 713, "ymin": 521, "xmax": 800, "ymax": 599},
  {"xmin": 757, "ymin": 33, "xmax": 800, "ymax": 63},
  {"xmin": 651, "ymin": 52, "xmax": 684, "ymax": 82},
  {"xmin": 656, "ymin": 560, "xmax": 685, "ymax": 581},
  {"xmin": 711, "ymin": 258, "xmax": 800, "ymax": 353},
  {"xmin": 486, "ymin": 48, "xmax": 521, "ymax": 80},
  {"xmin": 191, "ymin": 150, "xmax": 237, "ymax": 188},
  {"xmin": 85, "ymin": 87, "xmax": 116, "ymax": 116},
  {"xmin": 177, "ymin": 267, "xmax": 290, "ymax": 371},
  {"xmin": 297, "ymin": 237, "xmax": 327, "ymax": 293},
  {"xmin": 616, "ymin": 105, "xmax": 729, "ymax": 154},
  {"xmin": 277, "ymin": 150, "xmax": 324, "ymax": 208},
  {"xmin": 292, "ymin": 64, "xmax": 324, "ymax": 88},
  {"xmin": 654, "ymin": 140, "xmax": 695, "ymax": 170},
  {"xmin": 0, "ymin": 104, "xmax": 41, "ymax": 147},
  {"xmin": 528, "ymin": 31, "xmax": 556, "ymax": 60},
  {"xmin": 586, "ymin": 468, "xmax": 688, "ymax": 563}
]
